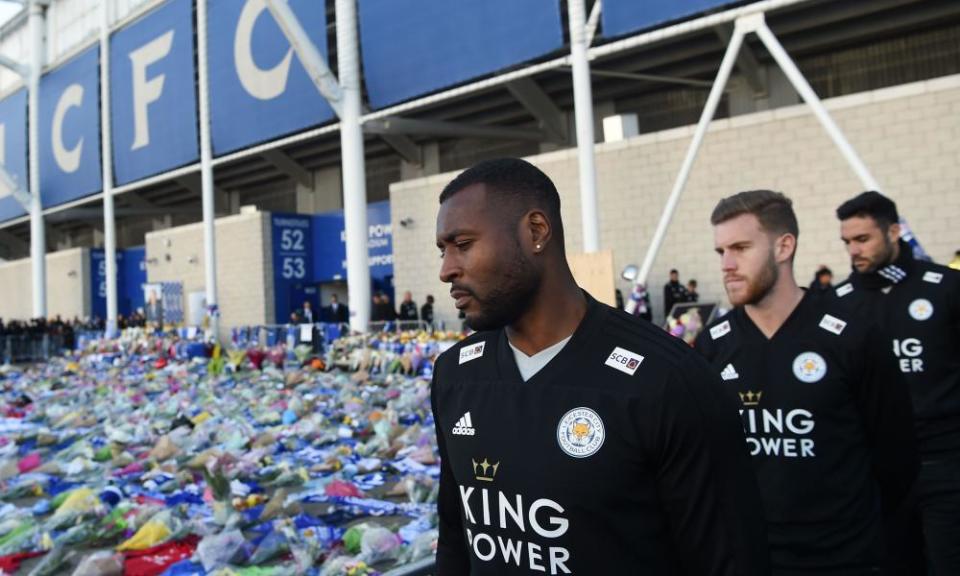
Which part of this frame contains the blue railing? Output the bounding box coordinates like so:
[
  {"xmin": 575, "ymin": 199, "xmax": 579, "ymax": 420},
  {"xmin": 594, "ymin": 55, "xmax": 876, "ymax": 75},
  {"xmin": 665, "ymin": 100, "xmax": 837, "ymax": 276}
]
[
  {"xmin": 230, "ymin": 322, "xmax": 352, "ymax": 349},
  {"xmin": 1, "ymin": 333, "xmax": 65, "ymax": 363}
]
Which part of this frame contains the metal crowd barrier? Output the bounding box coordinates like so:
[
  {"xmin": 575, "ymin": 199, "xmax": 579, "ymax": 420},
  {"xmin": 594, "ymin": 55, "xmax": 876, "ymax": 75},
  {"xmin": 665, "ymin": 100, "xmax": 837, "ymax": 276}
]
[
  {"xmin": 230, "ymin": 320, "xmax": 440, "ymax": 351},
  {"xmin": 1, "ymin": 333, "xmax": 66, "ymax": 363},
  {"xmin": 368, "ymin": 320, "xmax": 431, "ymax": 333},
  {"xmin": 230, "ymin": 322, "xmax": 352, "ymax": 349}
]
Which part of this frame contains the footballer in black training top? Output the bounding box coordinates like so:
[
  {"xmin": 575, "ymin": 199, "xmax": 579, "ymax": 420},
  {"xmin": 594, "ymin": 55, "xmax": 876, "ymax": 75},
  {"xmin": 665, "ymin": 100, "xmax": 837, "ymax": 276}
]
[
  {"xmin": 694, "ymin": 190, "xmax": 917, "ymax": 575},
  {"xmin": 432, "ymin": 158, "xmax": 770, "ymax": 575},
  {"xmin": 834, "ymin": 191, "xmax": 960, "ymax": 575}
]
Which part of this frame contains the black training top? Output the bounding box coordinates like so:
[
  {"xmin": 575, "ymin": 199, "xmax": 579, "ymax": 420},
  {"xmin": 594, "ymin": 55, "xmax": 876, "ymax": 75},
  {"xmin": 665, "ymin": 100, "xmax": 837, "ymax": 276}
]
[
  {"xmin": 694, "ymin": 291, "xmax": 917, "ymax": 573},
  {"xmin": 431, "ymin": 293, "xmax": 770, "ymax": 575},
  {"xmin": 833, "ymin": 240, "xmax": 960, "ymax": 458}
]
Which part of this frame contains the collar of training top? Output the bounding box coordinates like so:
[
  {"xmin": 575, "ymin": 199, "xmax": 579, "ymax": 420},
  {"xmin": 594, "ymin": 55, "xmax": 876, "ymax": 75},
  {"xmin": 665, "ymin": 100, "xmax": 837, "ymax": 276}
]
[
  {"xmin": 852, "ymin": 239, "xmax": 915, "ymax": 289},
  {"xmin": 495, "ymin": 290, "xmax": 603, "ymax": 384}
]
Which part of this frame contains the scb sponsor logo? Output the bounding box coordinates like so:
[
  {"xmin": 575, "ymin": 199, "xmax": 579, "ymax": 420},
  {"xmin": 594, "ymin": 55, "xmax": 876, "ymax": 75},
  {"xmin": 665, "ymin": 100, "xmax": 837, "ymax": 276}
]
[
  {"xmin": 610, "ymin": 353, "xmax": 639, "ymax": 370},
  {"xmin": 604, "ymin": 346, "xmax": 643, "ymax": 376}
]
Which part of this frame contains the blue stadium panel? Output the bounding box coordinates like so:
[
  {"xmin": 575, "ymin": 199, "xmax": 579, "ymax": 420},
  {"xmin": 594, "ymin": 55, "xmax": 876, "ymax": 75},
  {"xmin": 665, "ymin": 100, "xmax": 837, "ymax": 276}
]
[
  {"xmin": 206, "ymin": 0, "xmax": 335, "ymax": 156},
  {"xmin": 0, "ymin": 89, "xmax": 28, "ymax": 223},
  {"xmin": 38, "ymin": 45, "xmax": 102, "ymax": 208},
  {"xmin": 120, "ymin": 246, "xmax": 147, "ymax": 314},
  {"xmin": 110, "ymin": 0, "xmax": 199, "ymax": 185},
  {"xmin": 91, "ymin": 249, "xmax": 106, "ymax": 319},
  {"xmin": 359, "ymin": 0, "xmax": 564, "ymax": 109},
  {"xmin": 312, "ymin": 212, "xmax": 345, "ymax": 283},
  {"xmin": 602, "ymin": 0, "xmax": 741, "ymax": 38},
  {"xmin": 366, "ymin": 200, "xmax": 393, "ymax": 282},
  {"xmin": 90, "ymin": 247, "xmax": 146, "ymax": 318},
  {"xmin": 310, "ymin": 201, "xmax": 393, "ymax": 283},
  {"xmin": 272, "ymin": 213, "xmax": 314, "ymax": 325}
]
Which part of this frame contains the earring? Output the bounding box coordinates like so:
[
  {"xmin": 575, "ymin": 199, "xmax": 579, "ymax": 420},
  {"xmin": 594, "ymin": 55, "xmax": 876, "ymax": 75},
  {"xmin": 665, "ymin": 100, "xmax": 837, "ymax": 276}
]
[{"xmin": 535, "ymin": 244, "xmax": 542, "ymax": 251}]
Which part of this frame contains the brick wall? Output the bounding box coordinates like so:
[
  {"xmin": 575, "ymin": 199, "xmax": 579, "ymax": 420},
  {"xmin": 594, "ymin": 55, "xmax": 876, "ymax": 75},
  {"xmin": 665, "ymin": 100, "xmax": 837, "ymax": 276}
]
[
  {"xmin": 391, "ymin": 75, "xmax": 960, "ymax": 326},
  {"xmin": 0, "ymin": 258, "xmax": 31, "ymax": 319},
  {"xmin": 145, "ymin": 211, "xmax": 273, "ymax": 338},
  {"xmin": 46, "ymin": 248, "xmax": 90, "ymax": 320},
  {"xmin": 0, "ymin": 247, "xmax": 89, "ymax": 320}
]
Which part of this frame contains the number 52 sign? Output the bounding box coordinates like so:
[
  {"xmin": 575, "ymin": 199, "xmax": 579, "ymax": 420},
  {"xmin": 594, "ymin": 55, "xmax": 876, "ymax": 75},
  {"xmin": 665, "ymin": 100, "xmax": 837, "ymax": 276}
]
[
  {"xmin": 279, "ymin": 228, "xmax": 306, "ymax": 279},
  {"xmin": 272, "ymin": 214, "xmax": 313, "ymax": 321}
]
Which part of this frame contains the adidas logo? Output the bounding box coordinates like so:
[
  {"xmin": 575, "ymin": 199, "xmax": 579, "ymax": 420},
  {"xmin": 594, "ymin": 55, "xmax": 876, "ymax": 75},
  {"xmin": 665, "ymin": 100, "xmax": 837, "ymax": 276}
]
[
  {"xmin": 721, "ymin": 363, "xmax": 739, "ymax": 381},
  {"xmin": 878, "ymin": 265, "xmax": 907, "ymax": 284},
  {"xmin": 452, "ymin": 411, "xmax": 476, "ymax": 436}
]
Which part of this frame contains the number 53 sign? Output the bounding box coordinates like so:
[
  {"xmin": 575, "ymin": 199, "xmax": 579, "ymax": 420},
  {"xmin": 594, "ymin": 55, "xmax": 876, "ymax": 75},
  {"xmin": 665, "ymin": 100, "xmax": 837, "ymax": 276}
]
[{"xmin": 272, "ymin": 215, "xmax": 313, "ymax": 321}]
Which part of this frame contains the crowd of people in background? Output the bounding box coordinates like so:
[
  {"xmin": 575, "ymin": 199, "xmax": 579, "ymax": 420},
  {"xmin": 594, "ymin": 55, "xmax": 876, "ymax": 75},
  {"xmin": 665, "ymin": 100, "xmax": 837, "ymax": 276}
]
[
  {"xmin": 662, "ymin": 268, "xmax": 701, "ymax": 317},
  {"xmin": 0, "ymin": 313, "xmax": 148, "ymax": 336},
  {"xmin": 652, "ymin": 264, "xmax": 848, "ymax": 318},
  {"xmin": 1, "ymin": 316, "xmax": 79, "ymax": 338},
  {"xmin": 0, "ymin": 312, "xmax": 148, "ymax": 354},
  {"xmin": 370, "ymin": 291, "xmax": 435, "ymax": 328},
  {"xmin": 285, "ymin": 291, "xmax": 438, "ymax": 331},
  {"xmin": 371, "ymin": 292, "xmax": 397, "ymax": 322},
  {"xmin": 0, "ymin": 314, "xmax": 148, "ymax": 336},
  {"xmin": 116, "ymin": 311, "xmax": 148, "ymax": 329},
  {"xmin": 0, "ymin": 316, "xmax": 100, "ymax": 354}
]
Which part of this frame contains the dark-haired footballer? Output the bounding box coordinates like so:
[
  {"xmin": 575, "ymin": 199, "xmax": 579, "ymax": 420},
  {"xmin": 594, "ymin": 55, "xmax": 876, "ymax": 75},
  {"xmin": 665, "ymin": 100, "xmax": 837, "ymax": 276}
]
[
  {"xmin": 431, "ymin": 157, "xmax": 770, "ymax": 575},
  {"xmin": 834, "ymin": 191, "xmax": 960, "ymax": 575},
  {"xmin": 694, "ymin": 190, "xmax": 918, "ymax": 575}
]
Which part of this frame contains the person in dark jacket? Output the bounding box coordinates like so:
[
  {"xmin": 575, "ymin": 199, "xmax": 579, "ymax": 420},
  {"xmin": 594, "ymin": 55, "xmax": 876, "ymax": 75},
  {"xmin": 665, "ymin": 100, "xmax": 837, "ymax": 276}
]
[
  {"xmin": 663, "ymin": 269, "xmax": 688, "ymax": 317},
  {"xmin": 686, "ymin": 279, "xmax": 700, "ymax": 303},
  {"xmin": 324, "ymin": 294, "xmax": 349, "ymax": 323},
  {"xmin": 420, "ymin": 295, "xmax": 435, "ymax": 328},
  {"xmin": 432, "ymin": 157, "xmax": 770, "ymax": 575},
  {"xmin": 834, "ymin": 191, "xmax": 960, "ymax": 576},
  {"xmin": 379, "ymin": 293, "xmax": 398, "ymax": 322},
  {"xmin": 399, "ymin": 291, "xmax": 419, "ymax": 321},
  {"xmin": 809, "ymin": 266, "xmax": 833, "ymax": 292},
  {"xmin": 696, "ymin": 190, "xmax": 917, "ymax": 575}
]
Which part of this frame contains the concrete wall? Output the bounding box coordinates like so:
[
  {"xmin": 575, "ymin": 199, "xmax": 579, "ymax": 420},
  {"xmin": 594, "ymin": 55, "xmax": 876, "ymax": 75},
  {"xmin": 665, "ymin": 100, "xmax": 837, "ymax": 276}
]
[
  {"xmin": 391, "ymin": 75, "xmax": 960, "ymax": 326},
  {"xmin": 0, "ymin": 247, "xmax": 89, "ymax": 320},
  {"xmin": 0, "ymin": 258, "xmax": 32, "ymax": 320},
  {"xmin": 145, "ymin": 211, "xmax": 273, "ymax": 336},
  {"xmin": 46, "ymin": 247, "xmax": 90, "ymax": 320}
]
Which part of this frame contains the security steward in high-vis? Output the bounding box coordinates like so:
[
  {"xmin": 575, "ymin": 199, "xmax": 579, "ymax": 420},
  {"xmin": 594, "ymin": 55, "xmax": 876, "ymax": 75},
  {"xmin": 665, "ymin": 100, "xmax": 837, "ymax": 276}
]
[
  {"xmin": 431, "ymin": 158, "xmax": 770, "ymax": 575},
  {"xmin": 694, "ymin": 190, "xmax": 918, "ymax": 575},
  {"xmin": 835, "ymin": 191, "xmax": 960, "ymax": 575}
]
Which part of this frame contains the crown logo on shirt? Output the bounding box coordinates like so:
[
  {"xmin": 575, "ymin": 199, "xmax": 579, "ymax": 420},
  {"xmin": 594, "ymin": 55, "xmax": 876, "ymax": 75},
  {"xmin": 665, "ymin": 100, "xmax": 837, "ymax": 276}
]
[
  {"xmin": 472, "ymin": 458, "xmax": 499, "ymax": 482},
  {"xmin": 738, "ymin": 390, "xmax": 763, "ymax": 406}
]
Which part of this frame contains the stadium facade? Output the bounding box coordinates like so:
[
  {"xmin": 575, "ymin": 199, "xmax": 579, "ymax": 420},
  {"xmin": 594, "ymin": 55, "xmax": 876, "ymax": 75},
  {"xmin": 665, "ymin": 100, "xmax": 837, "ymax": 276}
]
[{"xmin": 0, "ymin": 0, "xmax": 957, "ymax": 333}]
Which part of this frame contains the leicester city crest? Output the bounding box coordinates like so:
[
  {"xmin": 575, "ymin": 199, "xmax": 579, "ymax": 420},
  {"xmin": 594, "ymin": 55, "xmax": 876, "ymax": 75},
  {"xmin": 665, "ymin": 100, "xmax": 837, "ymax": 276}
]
[
  {"xmin": 793, "ymin": 351, "xmax": 827, "ymax": 383},
  {"xmin": 557, "ymin": 407, "xmax": 605, "ymax": 458},
  {"xmin": 908, "ymin": 299, "xmax": 934, "ymax": 321}
]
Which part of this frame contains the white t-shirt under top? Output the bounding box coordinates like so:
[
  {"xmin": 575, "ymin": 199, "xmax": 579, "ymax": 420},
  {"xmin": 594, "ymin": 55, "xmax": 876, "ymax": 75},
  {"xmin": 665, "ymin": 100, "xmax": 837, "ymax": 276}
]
[{"xmin": 508, "ymin": 334, "xmax": 574, "ymax": 382}]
